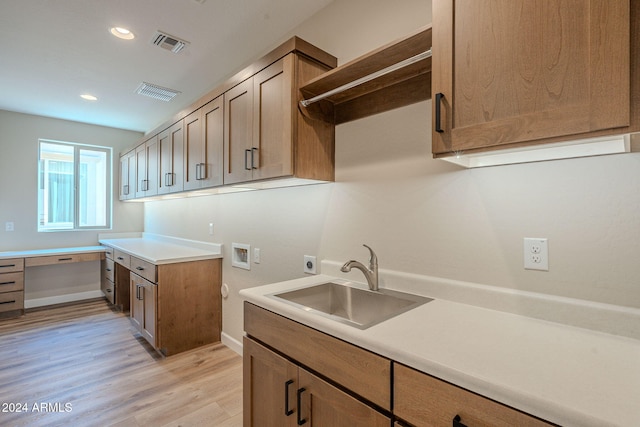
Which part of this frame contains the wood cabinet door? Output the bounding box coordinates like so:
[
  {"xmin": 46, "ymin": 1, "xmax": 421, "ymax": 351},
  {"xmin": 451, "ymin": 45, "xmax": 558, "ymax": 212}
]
[
  {"xmin": 252, "ymin": 55, "xmax": 294, "ymax": 181},
  {"xmin": 135, "ymin": 138, "xmax": 158, "ymax": 198},
  {"xmin": 119, "ymin": 151, "xmax": 135, "ymax": 200},
  {"xmin": 135, "ymin": 144, "xmax": 147, "ymax": 198},
  {"xmin": 141, "ymin": 281, "xmax": 157, "ymax": 347},
  {"xmin": 298, "ymin": 368, "xmax": 391, "ymax": 427},
  {"xmin": 158, "ymin": 121, "xmax": 185, "ymax": 194},
  {"xmin": 130, "ymin": 275, "xmax": 143, "ymax": 331},
  {"xmin": 224, "ymin": 78, "xmax": 254, "ymax": 185},
  {"xmin": 144, "ymin": 136, "xmax": 158, "ymax": 196},
  {"xmin": 432, "ymin": 0, "xmax": 630, "ymax": 155},
  {"xmin": 183, "ymin": 109, "xmax": 203, "ymax": 191},
  {"xmin": 130, "ymin": 273, "xmax": 157, "ymax": 348},
  {"xmin": 243, "ymin": 338, "xmax": 298, "ymax": 427},
  {"xmin": 201, "ymin": 95, "xmax": 224, "ymax": 188}
]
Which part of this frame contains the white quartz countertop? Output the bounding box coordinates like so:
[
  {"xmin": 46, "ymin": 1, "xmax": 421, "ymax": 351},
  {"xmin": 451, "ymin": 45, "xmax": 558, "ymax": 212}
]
[
  {"xmin": 240, "ymin": 275, "xmax": 640, "ymax": 427},
  {"xmin": 99, "ymin": 234, "xmax": 222, "ymax": 265},
  {"xmin": 0, "ymin": 246, "xmax": 105, "ymax": 259}
]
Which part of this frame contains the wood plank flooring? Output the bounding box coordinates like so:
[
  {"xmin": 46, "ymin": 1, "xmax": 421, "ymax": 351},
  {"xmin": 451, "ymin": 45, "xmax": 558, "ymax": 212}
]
[{"xmin": 0, "ymin": 299, "xmax": 242, "ymax": 427}]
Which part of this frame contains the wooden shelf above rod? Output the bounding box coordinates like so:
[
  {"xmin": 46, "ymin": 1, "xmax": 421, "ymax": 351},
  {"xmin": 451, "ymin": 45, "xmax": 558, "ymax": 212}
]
[{"xmin": 299, "ymin": 25, "xmax": 432, "ymax": 125}]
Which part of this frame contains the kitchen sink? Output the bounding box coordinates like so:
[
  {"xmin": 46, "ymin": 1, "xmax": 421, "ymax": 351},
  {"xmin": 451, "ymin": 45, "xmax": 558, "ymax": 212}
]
[{"xmin": 270, "ymin": 282, "xmax": 432, "ymax": 329}]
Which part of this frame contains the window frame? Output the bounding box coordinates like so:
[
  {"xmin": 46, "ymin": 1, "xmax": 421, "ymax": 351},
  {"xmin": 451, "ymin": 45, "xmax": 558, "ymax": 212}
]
[{"xmin": 37, "ymin": 139, "xmax": 113, "ymax": 232}]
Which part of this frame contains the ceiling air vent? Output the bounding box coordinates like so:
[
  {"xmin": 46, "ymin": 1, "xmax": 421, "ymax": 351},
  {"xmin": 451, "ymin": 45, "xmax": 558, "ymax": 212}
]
[
  {"xmin": 151, "ymin": 31, "xmax": 189, "ymax": 53},
  {"xmin": 135, "ymin": 82, "xmax": 181, "ymax": 102}
]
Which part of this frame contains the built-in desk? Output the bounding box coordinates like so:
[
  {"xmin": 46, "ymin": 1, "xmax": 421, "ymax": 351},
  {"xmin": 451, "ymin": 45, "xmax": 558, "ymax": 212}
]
[{"xmin": 0, "ymin": 246, "xmax": 105, "ymax": 318}]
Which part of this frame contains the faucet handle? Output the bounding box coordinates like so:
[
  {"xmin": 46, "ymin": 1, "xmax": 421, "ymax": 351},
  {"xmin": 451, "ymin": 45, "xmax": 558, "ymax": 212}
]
[{"xmin": 362, "ymin": 244, "xmax": 377, "ymax": 267}]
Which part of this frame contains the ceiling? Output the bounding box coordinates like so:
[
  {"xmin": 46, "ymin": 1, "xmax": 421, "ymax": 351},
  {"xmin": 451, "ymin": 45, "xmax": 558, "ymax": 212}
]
[{"xmin": 0, "ymin": 0, "xmax": 334, "ymax": 133}]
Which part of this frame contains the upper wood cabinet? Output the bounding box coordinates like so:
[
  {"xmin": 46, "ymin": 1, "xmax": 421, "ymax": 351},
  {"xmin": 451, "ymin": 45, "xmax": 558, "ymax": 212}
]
[
  {"xmin": 184, "ymin": 96, "xmax": 224, "ymax": 191},
  {"xmin": 432, "ymin": 0, "xmax": 635, "ymax": 156},
  {"xmin": 157, "ymin": 120, "xmax": 184, "ymax": 195},
  {"xmin": 225, "ymin": 52, "xmax": 334, "ymax": 186},
  {"xmin": 134, "ymin": 136, "xmax": 158, "ymax": 198},
  {"xmin": 119, "ymin": 37, "xmax": 336, "ymax": 200},
  {"xmin": 119, "ymin": 149, "xmax": 136, "ymax": 200},
  {"xmin": 224, "ymin": 77, "xmax": 254, "ymax": 185}
]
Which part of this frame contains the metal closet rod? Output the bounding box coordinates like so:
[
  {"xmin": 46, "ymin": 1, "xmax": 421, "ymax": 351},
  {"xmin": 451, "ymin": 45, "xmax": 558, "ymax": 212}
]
[{"xmin": 299, "ymin": 48, "xmax": 433, "ymax": 108}]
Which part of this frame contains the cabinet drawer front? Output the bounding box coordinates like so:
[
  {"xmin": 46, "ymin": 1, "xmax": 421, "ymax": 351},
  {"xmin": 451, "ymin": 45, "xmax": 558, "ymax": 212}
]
[
  {"xmin": 25, "ymin": 252, "xmax": 102, "ymax": 267},
  {"xmin": 103, "ymin": 258, "xmax": 115, "ymax": 282},
  {"xmin": 0, "ymin": 291, "xmax": 24, "ymax": 313},
  {"xmin": 0, "ymin": 272, "xmax": 24, "ymax": 292},
  {"xmin": 244, "ymin": 302, "xmax": 391, "ymax": 411},
  {"xmin": 103, "ymin": 245, "xmax": 114, "ymax": 260},
  {"xmin": 102, "ymin": 278, "xmax": 115, "ymax": 304},
  {"xmin": 130, "ymin": 257, "xmax": 157, "ymax": 283},
  {"xmin": 0, "ymin": 258, "xmax": 24, "ymax": 273},
  {"xmin": 394, "ymin": 363, "xmax": 553, "ymax": 427},
  {"xmin": 113, "ymin": 250, "xmax": 131, "ymax": 268}
]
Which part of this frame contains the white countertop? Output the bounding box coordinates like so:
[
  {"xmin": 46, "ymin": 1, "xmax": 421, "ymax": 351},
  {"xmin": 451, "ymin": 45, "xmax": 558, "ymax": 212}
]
[
  {"xmin": 240, "ymin": 275, "xmax": 640, "ymax": 427},
  {"xmin": 99, "ymin": 233, "xmax": 222, "ymax": 264},
  {"xmin": 0, "ymin": 246, "xmax": 105, "ymax": 259}
]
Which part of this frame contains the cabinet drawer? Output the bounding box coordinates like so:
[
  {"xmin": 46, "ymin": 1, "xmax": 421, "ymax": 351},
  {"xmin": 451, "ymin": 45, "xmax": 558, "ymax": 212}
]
[
  {"xmin": 394, "ymin": 363, "xmax": 553, "ymax": 427},
  {"xmin": 0, "ymin": 258, "xmax": 24, "ymax": 273},
  {"xmin": 0, "ymin": 272, "xmax": 24, "ymax": 292},
  {"xmin": 130, "ymin": 256, "xmax": 156, "ymax": 283},
  {"xmin": 103, "ymin": 258, "xmax": 115, "ymax": 282},
  {"xmin": 25, "ymin": 252, "xmax": 102, "ymax": 267},
  {"xmin": 113, "ymin": 250, "xmax": 131, "ymax": 268},
  {"xmin": 244, "ymin": 302, "xmax": 391, "ymax": 411},
  {"xmin": 102, "ymin": 278, "xmax": 115, "ymax": 304},
  {"xmin": 103, "ymin": 245, "xmax": 114, "ymax": 260},
  {"xmin": 0, "ymin": 291, "xmax": 24, "ymax": 313}
]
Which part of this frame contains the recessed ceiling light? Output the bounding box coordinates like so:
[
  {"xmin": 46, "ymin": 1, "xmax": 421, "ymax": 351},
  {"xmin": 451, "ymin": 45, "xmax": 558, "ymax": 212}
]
[
  {"xmin": 80, "ymin": 94, "xmax": 98, "ymax": 101},
  {"xmin": 110, "ymin": 27, "xmax": 135, "ymax": 40}
]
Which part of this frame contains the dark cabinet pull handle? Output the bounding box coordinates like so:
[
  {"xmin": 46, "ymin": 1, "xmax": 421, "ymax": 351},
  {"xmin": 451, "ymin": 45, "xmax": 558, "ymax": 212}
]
[
  {"xmin": 105, "ymin": 268, "xmax": 112, "ymax": 272},
  {"xmin": 435, "ymin": 92, "xmax": 445, "ymax": 133},
  {"xmin": 117, "ymin": 257, "xmax": 124, "ymax": 260},
  {"xmin": 296, "ymin": 388, "xmax": 307, "ymax": 425},
  {"xmin": 0, "ymin": 300, "xmax": 16, "ymax": 305},
  {"xmin": 251, "ymin": 147, "xmax": 258, "ymax": 169},
  {"xmin": 58, "ymin": 257, "xmax": 73, "ymax": 261},
  {"xmin": 244, "ymin": 149, "xmax": 252, "ymax": 171},
  {"xmin": 284, "ymin": 380, "xmax": 294, "ymax": 416},
  {"xmin": 453, "ymin": 415, "xmax": 467, "ymax": 427},
  {"xmin": 136, "ymin": 266, "xmax": 145, "ymax": 271},
  {"xmin": 0, "ymin": 281, "xmax": 16, "ymax": 285},
  {"xmin": 1, "ymin": 264, "xmax": 17, "ymax": 269}
]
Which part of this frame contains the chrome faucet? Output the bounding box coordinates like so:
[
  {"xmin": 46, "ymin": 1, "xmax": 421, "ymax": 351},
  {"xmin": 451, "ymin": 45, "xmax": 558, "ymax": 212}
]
[{"xmin": 341, "ymin": 244, "xmax": 379, "ymax": 291}]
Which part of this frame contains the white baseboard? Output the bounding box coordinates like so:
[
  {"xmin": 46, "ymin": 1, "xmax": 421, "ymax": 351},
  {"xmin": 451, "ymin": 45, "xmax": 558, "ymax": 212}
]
[
  {"xmin": 25, "ymin": 290, "xmax": 104, "ymax": 309},
  {"xmin": 221, "ymin": 332, "xmax": 243, "ymax": 356}
]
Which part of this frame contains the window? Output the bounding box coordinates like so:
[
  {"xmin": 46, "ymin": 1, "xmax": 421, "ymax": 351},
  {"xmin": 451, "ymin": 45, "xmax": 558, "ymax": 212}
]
[{"xmin": 38, "ymin": 140, "xmax": 112, "ymax": 231}]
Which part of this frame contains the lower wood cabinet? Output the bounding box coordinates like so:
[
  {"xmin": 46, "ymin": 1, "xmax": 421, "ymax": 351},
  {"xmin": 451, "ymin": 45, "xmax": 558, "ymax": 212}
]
[
  {"xmin": 128, "ymin": 258, "xmax": 221, "ymax": 356},
  {"xmin": 394, "ymin": 363, "xmax": 554, "ymax": 427},
  {"xmin": 244, "ymin": 302, "xmax": 555, "ymax": 427},
  {"xmin": 130, "ymin": 272, "xmax": 157, "ymax": 347},
  {"xmin": 243, "ymin": 337, "xmax": 390, "ymax": 427}
]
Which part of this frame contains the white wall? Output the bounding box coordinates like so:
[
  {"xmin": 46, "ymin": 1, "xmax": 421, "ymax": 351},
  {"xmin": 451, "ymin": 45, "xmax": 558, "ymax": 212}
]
[
  {"xmin": 144, "ymin": 0, "xmax": 640, "ymax": 343},
  {"xmin": 0, "ymin": 109, "xmax": 144, "ymax": 300}
]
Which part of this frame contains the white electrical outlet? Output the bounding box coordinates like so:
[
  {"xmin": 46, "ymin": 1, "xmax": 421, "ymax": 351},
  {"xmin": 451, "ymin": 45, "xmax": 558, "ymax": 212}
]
[
  {"xmin": 303, "ymin": 255, "xmax": 317, "ymax": 274},
  {"xmin": 254, "ymin": 248, "xmax": 261, "ymax": 264},
  {"xmin": 524, "ymin": 238, "xmax": 549, "ymax": 271},
  {"xmin": 5, "ymin": 222, "xmax": 14, "ymax": 232},
  {"xmin": 208, "ymin": 223, "xmax": 214, "ymax": 235}
]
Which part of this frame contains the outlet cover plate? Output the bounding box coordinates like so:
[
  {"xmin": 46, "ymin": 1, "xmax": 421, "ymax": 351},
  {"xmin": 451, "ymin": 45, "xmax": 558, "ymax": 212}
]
[
  {"xmin": 304, "ymin": 255, "xmax": 317, "ymax": 274},
  {"xmin": 524, "ymin": 238, "xmax": 548, "ymax": 271}
]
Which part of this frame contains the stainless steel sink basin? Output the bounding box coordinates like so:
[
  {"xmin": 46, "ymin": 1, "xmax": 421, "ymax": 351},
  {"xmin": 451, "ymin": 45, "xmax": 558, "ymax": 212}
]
[{"xmin": 270, "ymin": 282, "xmax": 432, "ymax": 329}]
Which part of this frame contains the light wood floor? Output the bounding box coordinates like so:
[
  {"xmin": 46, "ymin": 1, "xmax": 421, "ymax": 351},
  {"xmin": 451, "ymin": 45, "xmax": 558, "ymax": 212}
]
[{"xmin": 0, "ymin": 299, "xmax": 243, "ymax": 427}]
